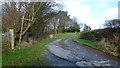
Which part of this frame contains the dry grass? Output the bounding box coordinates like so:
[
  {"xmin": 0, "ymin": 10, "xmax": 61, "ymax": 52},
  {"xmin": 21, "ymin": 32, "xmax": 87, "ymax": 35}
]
[{"xmin": 99, "ymin": 33, "xmax": 120, "ymax": 57}]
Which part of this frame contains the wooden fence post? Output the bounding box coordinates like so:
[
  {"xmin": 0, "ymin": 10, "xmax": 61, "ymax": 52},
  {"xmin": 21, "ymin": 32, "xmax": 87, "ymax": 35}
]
[{"xmin": 9, "ymin": 29, "xmax": 14, "ymax": 49}]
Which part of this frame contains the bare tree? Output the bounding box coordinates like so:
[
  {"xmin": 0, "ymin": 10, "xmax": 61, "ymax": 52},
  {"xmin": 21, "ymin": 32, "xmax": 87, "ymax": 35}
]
[{"xmin": 104, "ymin": 19, "xmax": 120, "ymax": 28}]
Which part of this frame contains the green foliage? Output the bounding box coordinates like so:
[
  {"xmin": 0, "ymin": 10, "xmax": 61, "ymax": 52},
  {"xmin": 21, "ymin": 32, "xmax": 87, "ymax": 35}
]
[
  {"xmin": 65, "ymin": 27, "xmax": 80, "ymax": 32},
  {"xmin": 78, "ymin": 32, "xmax": 101, "ymax": 41},
  {"xmin": 78, "ymin": 28, "xmax": 120, "ymax": 41},
  {"xmin": 64, "ymin": 22, "xmax": 80, "ymax": 32}
]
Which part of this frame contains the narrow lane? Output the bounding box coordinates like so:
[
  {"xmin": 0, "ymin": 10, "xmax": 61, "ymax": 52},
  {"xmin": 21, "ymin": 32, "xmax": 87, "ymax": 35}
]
[
  {"xmin": 43, "ymin": 39, "xmax": 78, "ymax": 67},
  {"xmin": 43, "ymin": 50, "xmax": 77, "ymax": 67},
  {"xmin": 64, "ymin": 38, "xmax": 119, "ymax": 66},
  {"xmin": 43, "ymin": 38, "xmax": 120, "ymax": 67}
]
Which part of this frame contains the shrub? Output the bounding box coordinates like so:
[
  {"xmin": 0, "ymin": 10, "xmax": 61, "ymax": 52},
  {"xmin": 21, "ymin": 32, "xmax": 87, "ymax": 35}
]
[
  {"xmin": 78, "ymin": 28, "xmax": 120, "ymax": 42},
  {"xmin": 78, "ymin": 31, "xmax": 102, "ymax": 41},
  {"xmin": 77, "ymin": 28, "xmax": 120, "ymax": 57}
]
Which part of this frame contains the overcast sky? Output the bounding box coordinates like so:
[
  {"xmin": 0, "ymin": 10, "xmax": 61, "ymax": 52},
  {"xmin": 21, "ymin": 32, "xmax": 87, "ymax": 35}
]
[{"xmin": 58, "ymin": 0, "xmax": 119, "ymax": 29}]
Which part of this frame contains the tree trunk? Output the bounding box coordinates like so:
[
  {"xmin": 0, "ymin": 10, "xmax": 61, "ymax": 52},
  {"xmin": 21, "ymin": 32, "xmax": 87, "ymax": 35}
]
[{"xmin": 19, "ymin": 16, "xmax": 24, "ymax": 44}]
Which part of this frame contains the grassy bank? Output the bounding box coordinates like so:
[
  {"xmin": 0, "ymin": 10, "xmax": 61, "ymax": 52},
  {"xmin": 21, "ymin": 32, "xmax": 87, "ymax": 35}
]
[
  {"xmin": 2, "ymin": 33, "xmax": 75, "ymax": 66},
  {"xmin": 56, "ymin": 33, "xmax": 75, "ymax": 38},
  {"xmin": 73, "ymin": 38, "xmax": 100, "ymax": 50},
  {"xmin": 73, "ymin": 38, "xmax": 119, "ymax": 57}
]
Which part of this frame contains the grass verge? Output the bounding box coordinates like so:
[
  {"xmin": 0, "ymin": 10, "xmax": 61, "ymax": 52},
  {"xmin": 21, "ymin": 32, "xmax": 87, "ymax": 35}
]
[
  {"xmin": 59, "ymin": 33, "xmax": 75, "ymax": 43},
  {"xmin": 73, "ymin": 38, "xmax": 100, "ymax": 50},
  {"xmin": 2, "ymin": 33, "xmax": 75, "ymax": 66},
  {"xmin": 73, "ymin": 38, "xmax": 120, "ymax": 57}
]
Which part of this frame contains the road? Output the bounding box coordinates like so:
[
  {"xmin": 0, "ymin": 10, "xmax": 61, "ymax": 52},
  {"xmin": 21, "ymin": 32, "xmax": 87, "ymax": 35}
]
[{"xmin": 43, "ymin": 38, "xmax": 120, "ymax": 67}]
